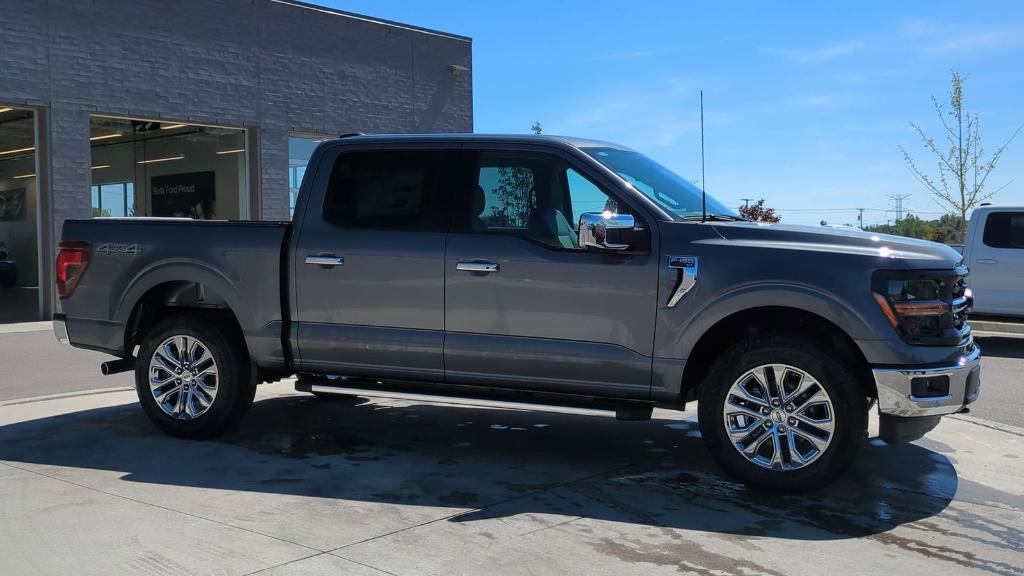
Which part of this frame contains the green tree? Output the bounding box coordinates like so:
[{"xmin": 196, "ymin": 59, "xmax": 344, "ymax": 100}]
[
  {"xmin": 531, "ymin": 121, "xmax": 543, "ymax": 135},
  {"xmin": 865, "ymin": 214, "xmax": 937, "ymax": 241},
  {"xmin": 900, "ymin": 70, "xmax": 1023, "ymax": 235},
  {"xmin": 483, "ymin": 167, "xmax": 535, "ymax": 228},
  {"xmin": 92, "ymin": 207, "xmax": 111, "ymax": 217},
  {"xmin": 737, "ymin": 199, "xmax": 781, "ymax": 223},
  {"xmin": 931, "ymin": 213, "xmax": 965, "ymax": 244}
]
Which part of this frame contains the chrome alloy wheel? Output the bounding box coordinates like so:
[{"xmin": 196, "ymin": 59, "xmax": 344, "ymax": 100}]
[
  {"xmin": 722, "ymin": 363, "xmax": 835, "ymax": 471},
  {"xmin": 148, "ymin": 335, "xmax": 219, "ymax": 420}
]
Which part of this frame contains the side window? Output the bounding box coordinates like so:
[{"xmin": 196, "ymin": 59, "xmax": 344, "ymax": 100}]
[
  {"xmin": 982, "ymin": 212, "xmax": 1024, "ymax": 249},
  {"xmin": 566, "ymin": 168, "xmax": 618, "ymax": 230},
  {"xmin": 466, "ymin": 151, "xmax": 634, "ymax": 250},
  {"xmin": 477, "ymin": 165, "xmax": 536, "ymax": 230},
  {"xmin": 324, "ymin": 150, "xmax": 447, "ymax": 231}
]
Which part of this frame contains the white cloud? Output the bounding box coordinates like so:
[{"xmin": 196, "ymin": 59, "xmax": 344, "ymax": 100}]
[
  {"xmin": 550, "ymin": 77, "xmax": 727, "ymax": 149},
  {"xmin": 593, "ymin": 48, "xmax": 678, "ymax": 61},
  {"xmin": 901, "ymin": 19, "xmax": 1024, "ymax": 53},
  {"xmin": 793, "ymin": 93, "xmax": 849, "ymax": 108},
  {"xmin": 766, "ymin": 41, "xmax": 866, "ymax": 63}
]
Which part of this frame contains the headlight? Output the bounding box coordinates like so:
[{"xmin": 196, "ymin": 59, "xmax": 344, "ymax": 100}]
[{"xmin": 873, "ymin": 270, "xmax": 971, "ymax": 345}]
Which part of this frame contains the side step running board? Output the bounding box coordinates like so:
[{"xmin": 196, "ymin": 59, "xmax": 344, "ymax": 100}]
[{"xmin": 295, "ymin": 378, "xmax": 654, "ymax": 421}]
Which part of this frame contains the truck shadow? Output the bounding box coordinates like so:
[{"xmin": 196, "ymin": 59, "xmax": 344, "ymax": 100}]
[{"xmin": 0, "ymin": 394, "xmax": 967, "ymax": 542}]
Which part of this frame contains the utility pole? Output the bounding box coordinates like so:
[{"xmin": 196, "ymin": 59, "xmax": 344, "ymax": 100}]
[
  {"xmin": 888, "ymin": 194, "xmax": 910, "ymax": 223},
  {"xmin": 741, "ymin": 198, "xmax": 754, "ymax": 208},
  {"xmin": 857, "ymin": 208, "xmax": 864, "ymax": 230}
]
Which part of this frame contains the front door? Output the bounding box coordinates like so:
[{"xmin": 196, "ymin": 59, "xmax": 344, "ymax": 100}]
[
  {"xmin": 444, "ymin": 147, "xmax": 659, "ymax": 397},
  {"xmin": 292, "ymin": 147, "xmax": 452, "ymax": 380}
]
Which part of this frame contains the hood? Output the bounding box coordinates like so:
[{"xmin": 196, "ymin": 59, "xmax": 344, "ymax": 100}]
[{"xmin": 697, "ymin": 221, "xmax": 963, "ymax": 269}]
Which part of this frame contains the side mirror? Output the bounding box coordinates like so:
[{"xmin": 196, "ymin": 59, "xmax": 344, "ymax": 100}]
[{"xmin": 578, "ymin": 212, "xmax": 635, "ymax": 251}]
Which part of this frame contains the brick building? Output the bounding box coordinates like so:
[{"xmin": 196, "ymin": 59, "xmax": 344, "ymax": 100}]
[{"xmin": 0, "ymin": 0, "xmax": 473, "ymax": 322}]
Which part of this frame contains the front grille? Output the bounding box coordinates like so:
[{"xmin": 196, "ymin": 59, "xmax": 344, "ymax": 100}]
[{"xmin": 913, "ymin": 268, "xmax": 972, "ymax": 346}]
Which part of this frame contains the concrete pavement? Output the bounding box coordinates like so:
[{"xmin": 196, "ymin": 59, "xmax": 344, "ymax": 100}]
[
  {"xmin": 969, "ymin": 335, "xmax": 1024, "ymax": 429},
  {"xmin": 1, "ymin": 381, "xmax": 1021, "ymax": 576}
]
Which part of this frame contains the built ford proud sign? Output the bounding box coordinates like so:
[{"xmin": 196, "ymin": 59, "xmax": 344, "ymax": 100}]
[{"xmin": 151, "ymin": 171, "xmax": 216, "ymax": 219}]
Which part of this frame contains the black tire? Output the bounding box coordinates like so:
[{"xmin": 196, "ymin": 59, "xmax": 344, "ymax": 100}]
[
  {"xmin": 698, "ymin": 333, "xmax": 867, "ymax": 492},
  {"xmin": 134, "ymin": 313, "xmax": 255, "ymax": 439}
]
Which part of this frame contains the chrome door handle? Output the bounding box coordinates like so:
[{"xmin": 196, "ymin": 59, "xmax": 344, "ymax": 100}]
[
  {"xmin": 976, "ymin": 258, "xmax": 998, "ymax": 264},
  {"xmin": 456, "ymin": 261, "xmax": 499, "ymax": 273},
  {"xmin": 305, "ymin": 254, "xmax": 344, "ymax": 267}
]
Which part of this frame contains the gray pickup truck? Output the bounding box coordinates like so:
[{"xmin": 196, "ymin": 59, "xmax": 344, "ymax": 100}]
[{"xmin": 54, "ymin": 134, "xmax": 981, "ymax": 491}]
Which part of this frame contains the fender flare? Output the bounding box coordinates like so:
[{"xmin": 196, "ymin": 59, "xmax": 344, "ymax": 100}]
[
  {"xmin": 672, "ymin": 282, "xmax": 878, "ymax": 361},
  {"xmin": 113, "ymin": 260, "xmax": 252, "ymax": 331}
]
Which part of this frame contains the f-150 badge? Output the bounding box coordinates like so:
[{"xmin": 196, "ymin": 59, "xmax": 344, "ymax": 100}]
[{"xmin": 667, "ymin": 255, "xmax": 698, "ymax": 308}]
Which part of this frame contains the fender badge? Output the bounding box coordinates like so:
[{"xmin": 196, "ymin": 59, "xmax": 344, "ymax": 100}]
[{"xmin": 667, "ymin": 255, "xmax": 698, "ymax": 308}]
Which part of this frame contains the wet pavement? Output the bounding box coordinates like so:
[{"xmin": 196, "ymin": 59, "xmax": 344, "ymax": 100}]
[{"xmin": 0, "ymin": 382, "xmax": 1021, "ymax": 575}]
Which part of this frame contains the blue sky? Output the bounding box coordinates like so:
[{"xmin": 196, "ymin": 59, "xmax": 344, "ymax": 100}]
[{"xmin": 327, "ymin": 0, "xmax": 1024, "ymax": 226}]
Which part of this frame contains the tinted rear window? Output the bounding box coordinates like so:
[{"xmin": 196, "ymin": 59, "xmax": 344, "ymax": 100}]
[
  {"xmin": 324, "ymin": 150, "xmax": 449, "ymax": 231},
  {"xmin": 982, "ymin": 212, "xmax": 1024, "ymax": 249}
]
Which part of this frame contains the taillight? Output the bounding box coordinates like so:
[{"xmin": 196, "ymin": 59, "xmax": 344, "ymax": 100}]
[{"xmin": 56, "ymin": 241, "xmax": 90, "ymax": 298}]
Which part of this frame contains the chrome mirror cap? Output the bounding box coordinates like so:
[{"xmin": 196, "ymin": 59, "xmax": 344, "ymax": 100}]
[{"xmin": 578, "ymin": 212, "xmax": 634, "ymax": 251}]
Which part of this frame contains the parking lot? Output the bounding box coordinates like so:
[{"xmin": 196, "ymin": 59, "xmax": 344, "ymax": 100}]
[{"xmin": 1, "ymin": 324, "xmax": 1022, "ymax": 575}]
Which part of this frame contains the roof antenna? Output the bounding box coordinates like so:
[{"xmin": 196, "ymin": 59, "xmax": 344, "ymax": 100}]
[{"xmin": 700, "ymin": 90, "xmax": 707, "ymax": 223}]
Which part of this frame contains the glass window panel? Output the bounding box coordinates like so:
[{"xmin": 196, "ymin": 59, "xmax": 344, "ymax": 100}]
[
  {"xmin": 90, "ymin": 116, "xmax": 248, "ymax": 220},
  {"xmin": 324, "ymin": 150, "xmax": 447, "ymax": 231},
  {"xmin": 289, "ymin": 135, "xmax": 324, "ymax": 217}
]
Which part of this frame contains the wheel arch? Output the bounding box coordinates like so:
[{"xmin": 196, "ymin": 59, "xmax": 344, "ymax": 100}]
[
  {"xmin": 680, "ymin": 305, "xmax": 875, "ymax": 403},
  {"xmin": 120, "ymin": 275, "xmax": 247, "ymax": 360}
]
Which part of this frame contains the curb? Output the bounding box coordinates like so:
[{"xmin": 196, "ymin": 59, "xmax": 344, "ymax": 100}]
[
  {"xmin": 949, "ymin": 413, "xmax": 1024, "ymax": 438},
  {"xmin": 970, "ymin": 318, "xmax": 1024, "ymax": 335},
  {"xmin": 0, "ymin": 321, "xmax": 52, "ymax": 335},
  {"xmin": 0, "ymin": 386, "xmax": 133, "ymax": 407}
]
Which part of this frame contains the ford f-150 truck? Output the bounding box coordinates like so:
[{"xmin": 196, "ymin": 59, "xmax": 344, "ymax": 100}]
[{"xmin": 54, "ymin": 134, "xmax": 981, "ymax": 491}]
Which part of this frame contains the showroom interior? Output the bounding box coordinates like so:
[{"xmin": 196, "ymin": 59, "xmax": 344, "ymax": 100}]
[
  {"xmin": 0, "ymin": 106, "xmax": 39, "ymax": 323},
  {"xmin": 0, "ymin": 108, "xmax": 332, "ymax": 323},
  {"xmin": 0, "ymin": 0, "xmax": 473, "ymax": 324}
]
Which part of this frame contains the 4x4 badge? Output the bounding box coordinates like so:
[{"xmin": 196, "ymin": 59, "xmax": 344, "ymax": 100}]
[
  {"xmin": 96, "ymin": 243, "xmax": 140, "ymax": 256},
  {"xmin": 667, "ymin": 255, "xmax": 698, "ymax": 308}
]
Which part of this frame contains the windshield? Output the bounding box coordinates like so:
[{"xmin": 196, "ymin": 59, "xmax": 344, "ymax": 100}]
[{"xmin": 581, "ymin": 147, "xmax": 738, "ymax": 220}]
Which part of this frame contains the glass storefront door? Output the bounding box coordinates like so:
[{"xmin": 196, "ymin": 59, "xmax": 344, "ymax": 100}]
[{"xmin": 0, "ymin": 106, "xmax": 40, "ymax": 323}]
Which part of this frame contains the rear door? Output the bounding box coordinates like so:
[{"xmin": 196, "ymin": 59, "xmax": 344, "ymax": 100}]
[
  {"xmin": 291, "ymin": 146, "xmax": 454, "ymax": 380},
  {"xmin": 443, "ymin": 146, "xmax": 659, "ymax": 397},
  {"xmin": 968, "ymin": 210, "xmax": 1024, "ymax": 315}
]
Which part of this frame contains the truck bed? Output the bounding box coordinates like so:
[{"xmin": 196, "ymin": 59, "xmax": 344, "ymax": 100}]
[{"xmin": 58, "ymin": 218, "xmax": 290, "ymax": 369}]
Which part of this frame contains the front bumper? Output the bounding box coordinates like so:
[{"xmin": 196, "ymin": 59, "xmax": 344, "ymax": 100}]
[{"xmin": 872, "ymin": 345, "xmax": 981, "ymax": 418}]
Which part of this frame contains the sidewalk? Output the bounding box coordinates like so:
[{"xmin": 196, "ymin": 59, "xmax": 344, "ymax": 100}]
[{"xmin": 1, "ymin": 382, "xmax": 1021, "ymax": 576}]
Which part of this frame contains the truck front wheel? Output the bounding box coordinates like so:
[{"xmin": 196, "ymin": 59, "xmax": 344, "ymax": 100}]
[
  {"xmin": 697, "ymin": 334, "xmax": 866, "ymax": 492},
  {"xmin": 135, "ymin": 313, "xmax": 256, "ymax": 439}
]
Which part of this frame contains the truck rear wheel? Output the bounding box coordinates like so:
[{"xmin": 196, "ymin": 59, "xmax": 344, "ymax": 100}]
[
  {"xmin": 135, "ymin": 313, "xmax": 255, "ymax": 439},
  {"xmin": 697, "ymin": 334, "xmax": 866, "ymax": 492}
]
